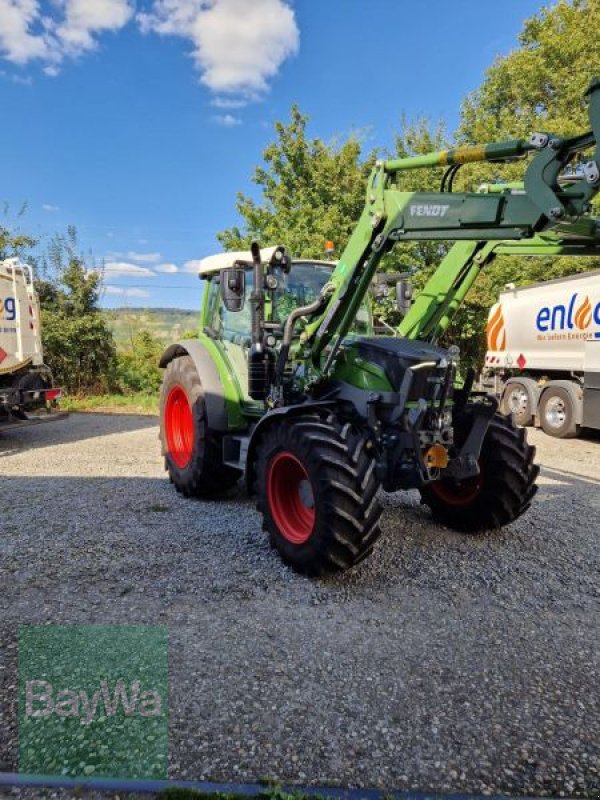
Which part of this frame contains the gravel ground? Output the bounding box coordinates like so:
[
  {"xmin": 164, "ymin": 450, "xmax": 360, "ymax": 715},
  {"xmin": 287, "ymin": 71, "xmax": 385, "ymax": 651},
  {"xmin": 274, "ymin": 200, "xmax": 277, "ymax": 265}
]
[{"xmin": 0, "ymin": 413, "xmax": 599, "ymax": 797}]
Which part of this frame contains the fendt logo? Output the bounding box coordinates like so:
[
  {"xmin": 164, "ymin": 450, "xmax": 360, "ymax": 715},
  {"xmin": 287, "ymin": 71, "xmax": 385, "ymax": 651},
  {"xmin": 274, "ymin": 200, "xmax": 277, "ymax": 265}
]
[
  {"xmin": 535, "ymin": 293, "xmax": 600, "ymax": 332},
  {"xmin": 486, "ymin": 304, "xmax": 506, "ymax": 351},
  {"xmin": 409, "ymin": 204, "xmax": 450, "ymax": 218}
]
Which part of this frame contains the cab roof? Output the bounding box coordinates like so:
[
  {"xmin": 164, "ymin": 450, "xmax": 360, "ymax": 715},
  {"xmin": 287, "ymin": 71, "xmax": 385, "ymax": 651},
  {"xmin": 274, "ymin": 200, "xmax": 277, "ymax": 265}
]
[
  {"xmin": 195, "ymin": 246, "xmax": 337, "ymax": 276},
  {"xmin": 196, "ymin": 245, "xmax": 285, "ymax": 276}
]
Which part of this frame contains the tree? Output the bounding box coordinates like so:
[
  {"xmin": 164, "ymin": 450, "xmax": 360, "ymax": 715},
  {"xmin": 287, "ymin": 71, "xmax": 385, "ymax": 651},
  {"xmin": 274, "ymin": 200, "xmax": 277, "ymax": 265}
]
[
  {"xmin": 218, "ymin": 105, "xmax": 377, "ymax": 258},
  {"xmin": 0, "ymin": 203, "xmax": 36, "ymax": 260},
  {"xmin": 451, "ymin": 0, "xmax": 600, "ymax": 365},
  {"xmin": 39, "ymin": 227, "xmax": 117, "ymax": 394},
  {"xmin": 116, "ymin": 330, "xmax": 164, "ymax": 394}
]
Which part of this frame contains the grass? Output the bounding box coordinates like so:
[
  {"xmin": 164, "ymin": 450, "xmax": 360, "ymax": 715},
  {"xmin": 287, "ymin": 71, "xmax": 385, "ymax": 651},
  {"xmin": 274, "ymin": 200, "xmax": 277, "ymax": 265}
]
[{"xmin": 61, "ymin": 392, "xmax": 158, "ymax": 415}]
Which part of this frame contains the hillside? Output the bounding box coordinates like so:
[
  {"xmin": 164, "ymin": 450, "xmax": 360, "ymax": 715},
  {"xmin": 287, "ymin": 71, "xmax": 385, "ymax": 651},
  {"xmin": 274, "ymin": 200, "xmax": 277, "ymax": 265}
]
[{"xmin": 104, "ymin": 307, "xmax": 199, "ymax": 348}]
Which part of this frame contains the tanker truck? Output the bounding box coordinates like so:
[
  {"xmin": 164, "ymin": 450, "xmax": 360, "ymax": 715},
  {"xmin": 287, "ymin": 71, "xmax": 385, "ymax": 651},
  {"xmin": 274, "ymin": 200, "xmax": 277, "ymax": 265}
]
[
  {"xmin": 0, "ymin": 258, "xmax": 62, "ymax": 429},
  {"xmin": 484, "ymin": 269, "xmax": 600, "ymax": 438}
]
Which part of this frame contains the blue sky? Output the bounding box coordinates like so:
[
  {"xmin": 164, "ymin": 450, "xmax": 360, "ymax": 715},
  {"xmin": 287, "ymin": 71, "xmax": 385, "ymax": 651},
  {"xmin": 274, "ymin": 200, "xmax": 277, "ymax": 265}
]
[{"xmin": 0, "ymin": 0, "xmax": 544, "ymax": 310}]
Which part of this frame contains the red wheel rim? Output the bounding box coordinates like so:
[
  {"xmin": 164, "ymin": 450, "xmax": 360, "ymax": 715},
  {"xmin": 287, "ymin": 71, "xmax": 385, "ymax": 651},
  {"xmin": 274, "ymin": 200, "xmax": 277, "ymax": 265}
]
[
  {"xmin": 267, "ymin": 451, "xmax": 315, "ymax": 544},
  {"xmin": 430, "ymin": 464, "xmax": 484, "ymax": 507},
  {"xmin": 165, "ymin": 385, "xmax": 194, "ymax": 468}
]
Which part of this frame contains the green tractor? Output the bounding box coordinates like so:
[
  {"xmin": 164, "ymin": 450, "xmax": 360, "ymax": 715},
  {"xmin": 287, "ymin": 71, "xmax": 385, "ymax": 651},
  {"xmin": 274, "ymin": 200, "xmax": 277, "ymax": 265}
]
[{"xmin": 159, "ymin": 79, "xmax": 600, "ymax": 576}]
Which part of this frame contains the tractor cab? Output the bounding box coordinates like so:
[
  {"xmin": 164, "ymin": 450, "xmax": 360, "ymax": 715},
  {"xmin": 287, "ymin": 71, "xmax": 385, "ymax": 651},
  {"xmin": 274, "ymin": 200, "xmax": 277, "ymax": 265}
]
[{"xmin": 197, "ymin": 247, "xmax": 372, "ymax": 405}]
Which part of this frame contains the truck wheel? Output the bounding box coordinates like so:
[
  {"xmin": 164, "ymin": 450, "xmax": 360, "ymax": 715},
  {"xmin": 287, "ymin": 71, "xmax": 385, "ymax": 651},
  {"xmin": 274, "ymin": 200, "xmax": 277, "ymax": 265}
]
[
  {"xmin": 159, "ymin": 355, "xmax": 241, "ymax": 497},
  {"xmin": 501, "ymin": 381, "xmax": 533, "ymax": 426},
  {"xmin": 419, "ymin": 412, "xmax": 539, "ymax": 533},
  {"xmin": 255, "ymin": 413, "xmax": 382, "ymax": 576},
  {"xmin": 539, "ymin": 386, "xmax": 579, "ymax": 438}
]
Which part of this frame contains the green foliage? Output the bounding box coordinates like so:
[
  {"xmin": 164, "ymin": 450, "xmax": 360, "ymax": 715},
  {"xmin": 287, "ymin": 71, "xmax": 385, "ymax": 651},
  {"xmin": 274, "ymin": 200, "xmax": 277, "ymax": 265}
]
[
  {"xmin": 39, "ymin": 228, "xmax": 117, "ymax": 394},
  {"xmin": 61, "ymin": 392, "xmax": 158, "ymax": 415},
  {"xmin": 218, "ymin": 105, "xmax": 376, "ymax": 259},
  {"xmin": 217, "ymin": 2, "xmax": 600, "ymax": 371},
  {"xmin": 459, "ymin": 0, "xmax": 600, "ymax": 147},
  {"xmin": 116, "ymin": 330, "xmax": 164, "ymax": 394},
  {"xmin": 42, "ymin": 310, "xmax": 117, "ymax": 394},
  {"xmin": 0, "ymin": 203, "xmax": 36, "ymax": 260},
  {"xmin": 181, "ymin": 328, "xmax": 199, "ymax": 340},
  {"xmin": 453, "ymin": 0, "xmax": 600, "ymax": 364}
]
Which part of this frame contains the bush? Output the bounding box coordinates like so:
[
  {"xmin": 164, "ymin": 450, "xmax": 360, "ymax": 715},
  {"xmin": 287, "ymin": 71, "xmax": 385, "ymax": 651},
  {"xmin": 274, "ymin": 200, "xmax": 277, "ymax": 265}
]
[
  {"xmin": 42, "ymin": 310, "xmax": 117, "ymax": 394},
  {"xmin": 116, "ymin": 330, "xmax": 163, "ymax": 395}
]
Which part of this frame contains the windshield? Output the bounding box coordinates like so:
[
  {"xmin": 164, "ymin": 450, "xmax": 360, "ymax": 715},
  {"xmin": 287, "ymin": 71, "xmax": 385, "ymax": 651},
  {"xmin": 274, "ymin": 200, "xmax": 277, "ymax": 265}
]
[{"xmin": 206, "ymin": 261, "xmax": 371, "ymax": 339}]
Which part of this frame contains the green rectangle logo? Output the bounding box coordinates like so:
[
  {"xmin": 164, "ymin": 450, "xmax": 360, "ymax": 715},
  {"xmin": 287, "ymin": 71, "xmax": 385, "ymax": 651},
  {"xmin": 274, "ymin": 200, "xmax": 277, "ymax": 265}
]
[{"xmin": 19, "ymin": 624, "xmax": 168, "ymax": 779}]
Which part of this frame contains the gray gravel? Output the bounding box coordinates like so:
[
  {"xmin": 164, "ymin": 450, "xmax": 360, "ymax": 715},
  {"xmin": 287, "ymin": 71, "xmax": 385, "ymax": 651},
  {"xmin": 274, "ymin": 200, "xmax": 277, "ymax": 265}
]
[{"xmin": 0, "ymin": 412, "xmax": 599, "ymax": 797}]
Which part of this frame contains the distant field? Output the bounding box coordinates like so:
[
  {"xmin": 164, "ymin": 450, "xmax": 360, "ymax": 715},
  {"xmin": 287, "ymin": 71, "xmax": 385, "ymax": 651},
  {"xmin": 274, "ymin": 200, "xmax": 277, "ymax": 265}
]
[{"xmin": 104, "ymin": 307, "xmax": 199, "ymax": 348}]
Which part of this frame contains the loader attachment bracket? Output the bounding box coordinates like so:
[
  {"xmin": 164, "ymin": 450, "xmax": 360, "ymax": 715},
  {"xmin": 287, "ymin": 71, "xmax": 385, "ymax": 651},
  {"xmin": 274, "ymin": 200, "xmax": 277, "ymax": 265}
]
[{"xmin": 443, "ymin": 397, "xmax": 498, "ymax": 480}]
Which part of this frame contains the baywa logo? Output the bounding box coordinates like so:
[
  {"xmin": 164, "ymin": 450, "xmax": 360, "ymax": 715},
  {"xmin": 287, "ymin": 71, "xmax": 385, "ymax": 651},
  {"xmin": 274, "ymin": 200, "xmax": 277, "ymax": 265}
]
[
  {"xmin": 536, "ymin": 293, "xmax": 600, "ymax": 332},
  {"xmin": 25, "ymin": 677, "xmax": 162, "ymax": 725},
  {"xmin": 19, "ymin": 624, "xmax": 168, "ymax": 779},
  {"xmin": 486, "ymin": 304, "xmax": 506, "ymax": 351}
]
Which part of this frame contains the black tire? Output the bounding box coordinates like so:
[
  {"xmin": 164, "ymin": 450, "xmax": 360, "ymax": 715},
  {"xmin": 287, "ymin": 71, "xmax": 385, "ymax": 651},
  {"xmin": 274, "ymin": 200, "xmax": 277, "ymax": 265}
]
[
  {"xmin": 500, "ymin": 381, "xmax": 534, "ymax": 426},
  {"xmin": 539, "ymin": 386, "xmax": 579, "ymax": 438},
  {"xmin": 419, "ymin": 411, "xmax": 539, "ymax": 533},
  {"xmin": 255, "ymin": 412, "xmax": 382, "ymax": 576},
  {"xmin": 159, "ymin": 355, "xmax": 241, "ymax": 497},
  {"xmin": 16, "ymin": 370, "xmax": 51, "ymax": 412}
]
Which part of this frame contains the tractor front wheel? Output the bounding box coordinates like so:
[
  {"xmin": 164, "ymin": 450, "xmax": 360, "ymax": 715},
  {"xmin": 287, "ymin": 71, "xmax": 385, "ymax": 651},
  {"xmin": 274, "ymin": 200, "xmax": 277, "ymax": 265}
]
[
  {"xmin": 419, "ymin": 411, "xmax": 539, "ymax": 532},
  {"xmin": 159, "ymin": 355, "xmax": 241, "ymax": 498},
  {"xmin": 256, "ymin": 413, "xmax": 382, "ymax": 576}
]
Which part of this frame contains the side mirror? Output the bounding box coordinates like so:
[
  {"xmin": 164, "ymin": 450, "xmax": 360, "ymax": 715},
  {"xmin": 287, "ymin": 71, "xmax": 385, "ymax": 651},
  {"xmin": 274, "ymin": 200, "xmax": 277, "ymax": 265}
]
[
  {"xmin": 220, "ymin": 266, "xmax": 245, "ymax": 312},
  {"xmin": 396, "ymin": 278, "xmax": 413, "ymax": 317}
]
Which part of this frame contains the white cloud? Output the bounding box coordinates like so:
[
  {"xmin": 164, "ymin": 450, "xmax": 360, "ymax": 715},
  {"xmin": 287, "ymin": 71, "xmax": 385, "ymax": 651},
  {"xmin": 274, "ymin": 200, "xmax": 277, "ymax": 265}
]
[
  {"xmin": 55, "ymin": 0, "xmax": 133, "ymax": 57},
  {"xmin": 126, "ymin": 250, "xmax": 161, "ymax": 263},
  {"xmin": 214, "ymin": 113, "xmax": 241, "ymax": 127},
  {"xmin": 102, "ymin": 261, "xmax": 156, "ymax": 278},
  {"xmin": 211, "ymin": 96, "xmax": 246, "ymax": 109},
  {"xmin": 0, "ymin": 0, "xmax": 49, "ymax": 64},
  {"xmin": 155, "ymin": 262, "xmax": 178, "ymax": 273},
  {"xmin": 183, "ymin": 259, "xmax": 203, "ymax": 273},
  {"xmin": 0, "ymin": 0, "xmax": 133, "ymax": 72},
  {"xmin": 42, "ymin": 202, "xmax": 59, "ymax": 211},
  {"xmin": 138, "ymin": 0, "xmax": 299, "ymax": 102}
]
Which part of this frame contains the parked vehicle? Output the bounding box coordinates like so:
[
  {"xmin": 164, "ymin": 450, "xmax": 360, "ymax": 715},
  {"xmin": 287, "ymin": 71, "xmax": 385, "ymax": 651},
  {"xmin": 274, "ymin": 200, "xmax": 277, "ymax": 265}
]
[
  {"xmin": 484, "ymin": 270, "xmax": 600, "ymax": 438},
  {"xmin": 159, "ymin": 77, "xmax": 600, "ymax": 574},
  {"xmin": 0, "ymin": 258, "xmax": 62, "ymax": 429}
]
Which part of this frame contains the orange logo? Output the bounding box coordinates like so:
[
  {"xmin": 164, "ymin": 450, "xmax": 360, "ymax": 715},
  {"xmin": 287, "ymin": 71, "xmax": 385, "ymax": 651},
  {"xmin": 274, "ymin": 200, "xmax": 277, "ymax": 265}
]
[
  {"xmin": 574, "ymin": 296, "xmax": 592, "ymax": 330},
  {"xmin": 486, "ymin": 304, "xmax": 506, "ymax": 351}
]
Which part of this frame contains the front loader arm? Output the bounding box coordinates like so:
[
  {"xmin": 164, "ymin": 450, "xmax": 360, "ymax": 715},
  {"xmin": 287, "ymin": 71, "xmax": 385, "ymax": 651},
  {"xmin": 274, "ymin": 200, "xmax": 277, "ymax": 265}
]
[{"xmin": 301, "ymin": 77, "xmax": 600, "ymax": 365}]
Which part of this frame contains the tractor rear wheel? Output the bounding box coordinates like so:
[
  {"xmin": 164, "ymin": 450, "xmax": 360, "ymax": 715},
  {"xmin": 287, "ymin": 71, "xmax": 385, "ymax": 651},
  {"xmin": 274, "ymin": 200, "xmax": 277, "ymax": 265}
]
[
  {"xmin": 419, "ymin": 411, "xmax": 539, "ymax": 533},
  {"xmin": 159, "ymin": 355, "xmax": 241, "ymax": 497},
  {"xmin": 255, "ymin": 413, "xmax": 382, "ymax": 576}
]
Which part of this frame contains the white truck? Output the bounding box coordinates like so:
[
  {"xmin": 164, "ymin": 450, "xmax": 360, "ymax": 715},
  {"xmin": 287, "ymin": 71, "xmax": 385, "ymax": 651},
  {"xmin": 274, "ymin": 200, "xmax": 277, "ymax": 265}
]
[
  {"xmin": 0, "ymin": 258, "xmax": 62, "ymax": 428},
  {"xmin": 484, "ymin": 269, "xmax": 600, "ymax": 438}
]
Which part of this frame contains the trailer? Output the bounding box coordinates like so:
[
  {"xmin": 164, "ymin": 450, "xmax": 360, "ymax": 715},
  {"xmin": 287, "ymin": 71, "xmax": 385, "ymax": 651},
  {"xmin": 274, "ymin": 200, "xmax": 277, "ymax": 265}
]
[
  {"xmin": 484, "ymin": 269, "xmax": 600, "ymax": 438},
  {"xmin": 0, "ymin": 258, "xmax": 63, "ymax": 429}
]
